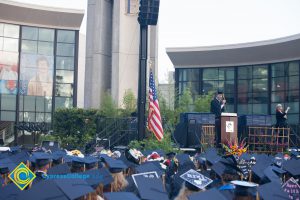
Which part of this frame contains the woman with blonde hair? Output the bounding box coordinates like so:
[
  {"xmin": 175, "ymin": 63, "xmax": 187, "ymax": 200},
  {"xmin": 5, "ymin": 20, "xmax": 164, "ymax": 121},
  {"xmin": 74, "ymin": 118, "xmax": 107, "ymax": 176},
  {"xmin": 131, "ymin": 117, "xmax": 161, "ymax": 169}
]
[{"xmin": 275, "ymin": 104, "xmax": 290, "ymax": 128}]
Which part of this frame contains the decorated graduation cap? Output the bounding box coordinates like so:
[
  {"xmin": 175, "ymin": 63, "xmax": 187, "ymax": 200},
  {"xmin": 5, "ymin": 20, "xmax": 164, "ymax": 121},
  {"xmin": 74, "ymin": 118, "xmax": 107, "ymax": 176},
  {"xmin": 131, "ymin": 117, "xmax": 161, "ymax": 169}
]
[
  {"xmin": 231, "ymin": 180, "xmax": 258, "ymax": 197},
  {"xmin": 135, "ymin": 162, "xmax": 164, "ymax": 177},
  {"xmin": 104, "ymin": 192, "xmax": 141, "ymax": 200},
  {"xmin": 283, "ymin": 159, "xmax": 300, "ymax": 177},
  {"xmin": 134, "ymin": 175, "xmax": 169, "ymax": 200},
  {"xmin": 48, "ymin": 163, "xmax": 71, "ymax": 175},
  {"xmin": 80, "ymin": 168, "xmax": 113, "ymax": 188},
  {"xmin": 180, "ymin": 169, "xmax": 213, "ymax": 191},
  {"xmin": 258, "ymin": 181, "xmax": 289, "ymax": 200},
  {"xmin": 54, "ymin": 178, "xmax": 94, "ymax": 200},
  {"xmin": 188, "ymin": 188, "xmax": 227, "ymax": 200}
]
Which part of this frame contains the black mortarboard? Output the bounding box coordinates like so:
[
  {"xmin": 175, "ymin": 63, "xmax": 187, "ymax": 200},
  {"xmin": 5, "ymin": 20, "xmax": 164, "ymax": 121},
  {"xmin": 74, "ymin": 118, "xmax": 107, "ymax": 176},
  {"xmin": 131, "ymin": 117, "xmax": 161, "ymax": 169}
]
[
  {"xmin": 48, "ymin": 163, "xmax": 71, "ymax": 175},
  {"xmin": 63, "ymin": 155, "xmax": 73, "ymax": 164},
  {"xmin": 251, "ymin": 160, "xmax": 271, "ymax": 180},
  {"xmin": 263, "ymin": 166, "xmax": 281, "ymax": 184},
  {"xmin": 188, "ymin": 188, "xmax": 227, "ymax": 200},
  {"xmin": 81, "ymin": 168, "xmax": 113, "ymax": 187},
  {"xmin": 0, "ymin": 183, "xmax": 22, "ymax": 200},
  {"xmin": 52, "ymin": 150, "xmax": 66, "ymax": 161},
  {"xmin": 54, "ymin": 178, "xmax": 94, "ymax": 200},
  {"xmin": 135, "ymin": 162, "xmax": 164, "ymax": 177},
  {"xmin": 23, "ymin": 180, "xmax": 68, "ymax": 200},
  {"xmin": 84, "ymin": 156, "xmax": 99, "ymax": 169},
  {"xmin": 211, "ymin": 162, "xmax": 226, "ymax": 177},
  {"xmin": 10, "ymin": 150, "xmax": 30, "ymax": 164},
  {"xmin": 71, "ymin": 156, "xmax": 85, "ymax": 168},
  {"xmin": 105, "ymin": 158, "xmax": 127, "ymax": 173},
  {"xmin": 30, "ymin": 152, "xmax": 52, "ymax": 167},
  {"xmin": 231, "ymin": 180, "xmax": 258, "ymax": 197},
  {"xmin": 0, "ymin": 158, "xmax": 17, "ymax": 174},
  {"xmin": 180, "ymin": 169, "xmax": 213, "ymax": 191},
  {"xmin": 166, "ymin": 152, "xmax": 176, "ymax": 159},
  {"xmin": 204, "ymin": 149, "xmax": 221, "ymax": 165},
  {"xmin": 283, "ymin": 159, "xmax": 300, "ymax": 177},
  {"xmin": 104, "ymin": 192, "xmax": 141, "ymax": 200},
  {"xmin": 271, "ymin": 166, "xmax": 286, "ymax": 175},
  {"xmin": 258, "ymin": 181, "xmax": 289, "ymax": 200},
  {"xmin": 217, "ymin": 90, "xmax": 224, "ymax": 95},
  {"xmin": 135, "ymin": 176, "xmax": 169, "ymax": 200}
]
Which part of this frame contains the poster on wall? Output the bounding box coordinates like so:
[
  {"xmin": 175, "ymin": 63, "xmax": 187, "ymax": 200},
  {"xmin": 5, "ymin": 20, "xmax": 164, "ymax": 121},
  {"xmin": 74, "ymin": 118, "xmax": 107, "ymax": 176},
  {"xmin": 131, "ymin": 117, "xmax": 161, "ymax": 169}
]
[
  {"xmin": 0, "ymin": 51, "xmax": 19, "ymax": 94},
  {"xmin": 20, "ymin": 54, "xmax": 53, "ymax": 97}
]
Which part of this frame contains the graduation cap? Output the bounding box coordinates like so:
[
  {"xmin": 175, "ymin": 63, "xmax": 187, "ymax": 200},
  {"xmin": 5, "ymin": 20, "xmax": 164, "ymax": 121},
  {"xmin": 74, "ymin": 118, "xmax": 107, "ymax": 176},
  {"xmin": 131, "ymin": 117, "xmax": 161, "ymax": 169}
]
[
  {"xmin": 251, "ymin": 160, "xmax": 271, "ymax": 180},
  {"xmin": 63, "ymin": 155, "xmax": 73, "ymax": 164},
  {"xmin": 10, "ymin": 150, "xmax": 30, "ymax": 164},
  {"xmin": 204, "ymin": 149, "xmax": 221, "ymax": 165},
  {"xmin": 48, "ymin": 163, "xmax": 71, "ymax": 175},
  {"xmin": 283, "ymin": 159, "xmax": 300, "ymax": 177},
  {"xmin": 105, "ymin": 158, "xmax": 127, "ymax": 173},
  {"xmin": 0, "ymin": 158, "xmax": 17, "ymax": 174},
  {"xmin": 30, "ymin": 152, "xmax": 52, "ymax": 168},
  {"xmin": 71, "ymin": 156, "xmax": 86, "ymax": 168},
  {"xmin": 188, "ymin": 188, "xmax": 227, "ymax": 200},
  {"xmin": 84, "ymin": 156, "xmax": 99, "ymax": 169},
  {"xmin": 104, "ymin": 192, "xmax": 141, "ymax": 200},
  {"xmin": 54, "ymin": 178, "xmax": 94, "ymax": 200},
  {"xmin": 271, "ymin": 166, "xmax": 286, "ymax": 175},
  {"xmin": 52, "ymin": 150, "xmax": 66, "ymax": 161},
  {"xmin": 135, "ymin": 162, "xmax": 164, "ymax": 177},
  {"xmin": 9, "ymin": 146, "xmax": 21, "ymax": 154},
  {"xmin": 23, "ymin": 180, "xmax": 68, "ymax": 200},
  {"xmin": 263, "ymin": 166, "xmax": 281, "ymax": 184},
  {"xmin": 180, "ymin": 169, "xmax": 213, "ymax": 191},
  {"xmin": 0, "ymin": 183, "xmax": 22, "ymax": 200},
  {"xmin": 80, "ymin": 168, "xmax": 113, "ymax": 188},
  {"xmin": 290, "ymin": 150, "xmax": 300, "ymax": 159},
  {"xmin": 231, "ymin": 180, "xmax": 258, "ymax": 197},
  {"xmin": 211, "ymin": 162, "xmax": 226, "ymax": 178},
  {"xmin": 217, "ymin": 90, "xmax": 224, "ymax": 95},
  {"xmin": 258, "ymin": 181, "xmax": 289, "ymax": 200},
  {"xmin": 119, "ymin": 154, "xmax": 138, "ymax": 169},
  {"xmin": 134, "ymin": 175, "xmax": 169, "ymax": 200},
  {"xmin": 166, "ymin": 152, "xmax": 176, "ymax": 160}
]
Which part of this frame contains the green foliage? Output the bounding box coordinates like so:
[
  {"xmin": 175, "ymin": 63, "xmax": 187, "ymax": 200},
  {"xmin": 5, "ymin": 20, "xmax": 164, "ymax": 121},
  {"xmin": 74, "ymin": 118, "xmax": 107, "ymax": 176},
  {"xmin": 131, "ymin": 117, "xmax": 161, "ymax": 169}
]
[
  {"xmin": 100, "ymin": 91, "xmax": 118, "ymax": 117},
  {"xmin": 178, "ymin": 87, "xmax": 193, "ymax": 113},
  {"xmin": 194, "ymin": 91, "xmax": 214, "ymax": 112},
  {"xmin": 121, "ymin": 89, "xmax": 137, "ymax": 117},
  {"xmin": 128, "ymin": 132, "xmax": 178, "ymax": 153},
  {"xmin": 53, "ymin": 108, "xmax": 98, "ymax": 149},
  {"xmin": 38, "ymin": 134, "xmax": 58, "ymax": 144}
]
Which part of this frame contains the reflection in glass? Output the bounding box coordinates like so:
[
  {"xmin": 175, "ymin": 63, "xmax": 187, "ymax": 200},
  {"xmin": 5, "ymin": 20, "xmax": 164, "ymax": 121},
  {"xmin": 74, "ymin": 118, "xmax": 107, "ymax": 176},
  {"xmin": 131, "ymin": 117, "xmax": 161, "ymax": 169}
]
[
  {"xmin": 252, "ymin": 93, "xmax": 268, "ymax": 103},
  {"xmin": 288, "ymin": 62, "xmax": 299, "ymax": 76},
  {"xmin": 272, "ymin": 77, "xmax": 286, "ymax": 91},
  {"xmin": 203, "ymin": 80, "xmax": 218, "ymax": 93},
  {"xmin": 38, "ymin": 41, "xmax": 54, "ymax": 55},
  {"xmin": 22, "ymin": 40, "xmax": 37, "ymax": 53},
  {"xmin": 57, "ymin": 30, "xmax": 75, "ymax": 43},
  {"xmin": 3, "ymin": 38, "xmax": 18, "ymax": 52},
  {"xmin": 252, "ymin": 78, "xmax": 268, "ymax": 92},
  {"xmin": 55, "ymin": 97, "xmax": 73, "ymax": 109},
  {"xmin": 23, "ymin": 96, "xmax": 35, "ymax": 111},
  {"xmin": 238, "ymin": 104, "xmax": 252, "ymax": 115},
  {"xmin": 38, "ymin": 28, "xmax": 54, "ymax": 42},
  {"xmin": 55, "ymin": 83, "xmax": 73, "ymax": 97},
  {"xmin": 203, "ymin": 68, "xmax": 218, "ymax": 80},
  {"xmin": 252, "ymin": 104, "xmax": 268, "ymax": 114},
  {"xmin": 253, "ymin": 66, "xmax": 268, "ymax": 79},
  {"xmin": 271, "ymin": 91, "xmax": 285, "ymax": 103},
  {"xmin": 287, "ymin": 90, "xmax": 299, "ymax": 102},
  {"xmin": 238, "ymin": 80, "xmax": 252, "ymax": 93},
  {"xmin": 56, "ymin": 56, "xmax": 74, "ymax": 70},
  {"xmin": 56, "ymin": 43, "xmax": 74, "ymax": 56},
  {"xmin": 238, "ymin": 66, "xmax": 252, "ymax": 79},
  {"xmin": 56, "ymin": 70, "xmax": 74, "ymax": 83},
  {"xmin": 1, "ymin": 94, "xmax": 16, "ymax": 110},
  {"xmin": 289, "ymin": 76, "xmax": 299, "ymax": 90},
  {"xmin": 4, "ymin": 24, "xmax": 19, "ymax": 38},
  {"xmin": 271, "ymin": 63, "xmax": 285, "ymax": 77},
  {"xmin": 22, "ymin": 27, "xmax": 38, "ymax": 40},
  {"xmin": 1, "ymin": 111, "xmax": 15, "ymax": 121},
  {"xmin": 0, "ymin": 24, "xmax": 3, "ymax": 36},
  {"xmin": 36, "ymin": 96, "xmax": 52, "ymax": 112},
  {"xmin": 23, "ymin": 112, "xmax": 36, "ymax": 122},
  {"xmin": 238, "ymin": 93, "xmax": 251, "ymax": 104}
]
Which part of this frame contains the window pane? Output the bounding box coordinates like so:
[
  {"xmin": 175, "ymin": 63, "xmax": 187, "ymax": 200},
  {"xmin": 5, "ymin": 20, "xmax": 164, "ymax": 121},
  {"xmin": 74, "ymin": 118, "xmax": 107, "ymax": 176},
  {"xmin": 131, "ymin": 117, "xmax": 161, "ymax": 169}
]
[
  {"xmin": 252, "ymin": 93, "xmax": 268, "ymax": 103},
  {"xmin": 288, "ymin": 61, "xmax": 299, "ymax": 76},
  {"xmin": 22, "ymin": 40, "xmax": 37, "ymax": 53},
  {"xmin": 203, "ymin": 80, "xmax": 218, "ymax": 93},
  {"xmin": 22, "ymin": 27, "xmax": 38, "ymax": 40},
  {"xmin": 1, "ymin": 111, "xmax": 15, "ymax": 121},
  {"xmin": 57, "ymin": 30, "xmax": 75, "ymax": 43},
  {"xmin": 252, "ymin": 104, "xmax": 268, "ymax": 114},
  {"xmin": 289, "ymin": 76, "xmax": 299, "ymax": 90},
  {"xmin": 0, "ymin": 51, "xmax": 19, "ymax": 66},
  {"xmin": 36, "ymin": 113, "xmax": 45, "ymax": 122},
  {"xmin": 224, "ymin": 93, "xmax": 234, "ymax": 104},
  {"xmin": 286, "ymin": 102, "xmax": 299, "ymax": 113},
  {"xmin": 38, "ymin": 28, "xmax": 54, "ymax": 41},
  {"xmin": 45, "ymin": 113, "xmax": 51, "ymax": 123},
  {"xmin": 56, "ymin": 43, "xmax": 74, "ymax": 56},
  {"xmin": 238, "ymin": 93, "xmax": 251, "ymax": 104},
  {"xmin": 203, "ymin": 68, "xmax": 218, "ymax": 80},
  {"xmin": 225, "ymin": 105, "xmax": 234, "ymax": 113},
  {"xmin": 56, "ymin": 70, "xmax": 74, "ymax": 83},
  {"xmin": 238, "ymin": 66, "xmax": 252, "ymax": 79},
  {"xmin": 189, "ymin": 82, "xmax": 199, "ymax": 95},
  {"xmin": 224, "ymin": 80, "xmax": 234, "ymax": 94},
  {"xmin": 288, "ymin": 90, "xmax": 299, "ymax": 102},
  {"xmin": 38, "ymin": 41, "xmax": 53, "ymax": 55},
  {"xmin": 55, "ymin": 83, "xmax": 73, "ymax": 97},
  {"xmin": 272, "ymin": 63, "xmax": 285, "ymax": 77},
  {"xmin": 23, "ymin": 112, "xmax": 36, "ymax": 122},
  {"xmin": 4, "ymin": 24, "xmax": 19, "ymax": 38},
  {"xmin": 219, "ymin": 68, "xmax": 234, "ymax": 80},
  {"xmin": 55, "ymin": 97, "xmax": 73, "ymax": 109},
  {"xmin": 238, "ymin": 80, "xmax": 252, "ymax": 93},
  {"xmin": 253, "ymin": 78, "xmax": 268, "ymax": 93},
  {"xmin": 287, "ymin": 114, "xmax": 299, "ymax": 124},
  {"xmin": 272, "ymin": 77, "xmax": 286, "ymax": 91},
  {"xmin": 238, "ymin": 104, "xmax": 252, "ymax": 115},
  {"xmin": 0, "ymin": 37, "xmax": 3, "ymax": 50},
  {"xmin": 56, "ymin": 56, "xmax": 74, "ymax": 70},
  {"xmin": 3, "ymin": 38, "xmax": 18, "ymax": 52},
  {"xmin": 1, "ymin": 94, "xmax": 16, "ymax": 110},
  {"xmin": 271, "ymin": 91, "xmax": 285, "ymax": 103},
  {"xmin": 36, "ymin": 96, "xmax": 52, "ymax": 112},
  {"xmin": 0, "ymin": 24, "xmax": 3, "ymax": 36},
  {"xmin": 24, "ymin": 96, "xmax": 35, "ymax": 111},
  {"xmin": 0, "ymin": 80, "xmax": 18, "ymax": 94},
  {"xmin": 253, "ymin": 65, "xmax": 268, "ymax": 79}
]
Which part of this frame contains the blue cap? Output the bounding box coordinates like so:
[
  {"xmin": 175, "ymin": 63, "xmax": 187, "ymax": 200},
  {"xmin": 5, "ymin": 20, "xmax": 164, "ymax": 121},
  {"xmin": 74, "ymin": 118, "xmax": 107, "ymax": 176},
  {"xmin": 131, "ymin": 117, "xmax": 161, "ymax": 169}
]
[
  {"xmin": 71, "ymin": 156, "xmax": 86, "ymax": 168},
  {"xmin": 258, "ymin": 181, "xmax": 289, "ymax": 200},
  {"xmin": 135, "ymin": 176, "xmax": 169, "ymax": 200},
  {"xmin": 10, "ymin": 150, "xmax": 30, "ymax": 164},
  {"xmin": 84, "ymin": 156, "xmax": 99, "ymax": 169},
  {"xmin": 283, "ymin": 159, "xmax": 300, "ymax": 177},
  {"xmin": 54, "ymin": 178, "xmax": 94, "ymax": 199},
  {"xmin": 30, "ymin": 152, "xmax": 52, "ymax": 163},
  {"xmin": 52, "ymin": 150, "xmax": 66, "ymax": 161},
  {"xmin": 104, "ymin": 192, "xmax": 141, "ymax": 200},
  {"xmin": 105, "ymin": 158, "xmax": 127, "ymax": 173},
  {"xmin": 135, "ymin": 162, "xmax": 164, "ymax": 177},
  {"xmin": 80, "ymin": 168, "xmax": 113, "ymax": 187},
  {"xmin": 0, "ymin": 158, "xmax": 17, "ymax": 174},
  {"xmin": 180, "ymin": 169, "xmax": 213, "ymax": 191},
  {"xmin": 188, "ymin": 188, "xmax": 227, "ymax": 200},
  {"xmin": 0, "ymin": 183, "xmax": 22, "ymax": 200},
  {"xmin": 48, "ymin": 163, "xmax": 71, "ymax": 175},
  {"xmin": 211, "ymin": 162, "xmax": 226, "ymax": 177}
]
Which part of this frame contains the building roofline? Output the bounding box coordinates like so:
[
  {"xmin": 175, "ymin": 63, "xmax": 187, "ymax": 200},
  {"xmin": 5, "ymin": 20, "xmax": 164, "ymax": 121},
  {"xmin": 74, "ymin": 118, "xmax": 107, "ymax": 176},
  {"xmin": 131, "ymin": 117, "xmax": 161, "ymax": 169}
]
[{"xmin": 166, "ymin": 33, "xmax": 300, "ymax": 53}]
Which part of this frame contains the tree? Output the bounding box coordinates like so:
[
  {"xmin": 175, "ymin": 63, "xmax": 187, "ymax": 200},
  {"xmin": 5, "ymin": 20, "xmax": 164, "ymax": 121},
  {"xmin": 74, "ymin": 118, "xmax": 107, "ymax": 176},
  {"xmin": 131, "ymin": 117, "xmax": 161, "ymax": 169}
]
[
  {"xmin": 121, "ymin": 89, "xmax": 137, "ymax": 117},
  {"xmin": 100, "ymin": 91, "xmax": 118, "ymax": 117},
  {"xmin": 194, "ymin": 91, "xmax": 214, "ymax": 112}
]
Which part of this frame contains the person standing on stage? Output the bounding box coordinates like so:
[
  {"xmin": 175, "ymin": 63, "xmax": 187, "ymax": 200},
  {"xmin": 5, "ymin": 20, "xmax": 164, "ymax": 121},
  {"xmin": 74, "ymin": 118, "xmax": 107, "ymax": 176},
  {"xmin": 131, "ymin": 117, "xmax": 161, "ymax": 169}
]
[
  {"xmin": 210, "ymin": 90, "xmax": 226, "ymax": 117},
  {"xmin": 275, "ymin": 104, "xmax": 290, "ymax": 128}
]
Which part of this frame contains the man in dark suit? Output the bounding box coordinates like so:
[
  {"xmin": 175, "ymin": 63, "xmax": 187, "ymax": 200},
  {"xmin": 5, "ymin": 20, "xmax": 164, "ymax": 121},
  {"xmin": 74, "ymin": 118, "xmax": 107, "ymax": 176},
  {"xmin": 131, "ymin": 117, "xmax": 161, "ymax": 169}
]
[
  {"xmin": 210, "ymin": 91, "xmax": 226, "ymax": 146},
  {"xmin": 210, "ymin": 91, "xmax": 226, "ymax": 117}
]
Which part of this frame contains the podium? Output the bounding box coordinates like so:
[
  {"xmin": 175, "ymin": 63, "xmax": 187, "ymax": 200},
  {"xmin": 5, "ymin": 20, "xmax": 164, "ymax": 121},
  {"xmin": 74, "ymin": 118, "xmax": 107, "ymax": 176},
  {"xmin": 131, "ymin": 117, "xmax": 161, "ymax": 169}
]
[{"xmin": 220, "ymin": 113, "xmax": 238, "ymax": 144}]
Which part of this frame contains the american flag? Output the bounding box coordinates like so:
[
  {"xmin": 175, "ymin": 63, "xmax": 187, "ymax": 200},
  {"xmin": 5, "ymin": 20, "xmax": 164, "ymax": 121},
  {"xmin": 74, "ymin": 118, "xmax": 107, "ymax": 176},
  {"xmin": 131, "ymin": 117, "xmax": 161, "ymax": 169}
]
[{"xmin": 148, "ymin": 71, "xmax": 164, "ymax": 141}]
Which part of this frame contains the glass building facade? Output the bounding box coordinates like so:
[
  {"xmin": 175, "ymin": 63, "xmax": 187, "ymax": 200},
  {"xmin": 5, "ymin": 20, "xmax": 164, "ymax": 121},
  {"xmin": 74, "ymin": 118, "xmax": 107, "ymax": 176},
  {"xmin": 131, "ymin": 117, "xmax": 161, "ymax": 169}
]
[
  {"xmin": 0, "ymin": 22, "xmax": 78, "ymax": 124},
  {"xmin": 175, "ymin": 61, "xmax": 300, "ymax": 124}
]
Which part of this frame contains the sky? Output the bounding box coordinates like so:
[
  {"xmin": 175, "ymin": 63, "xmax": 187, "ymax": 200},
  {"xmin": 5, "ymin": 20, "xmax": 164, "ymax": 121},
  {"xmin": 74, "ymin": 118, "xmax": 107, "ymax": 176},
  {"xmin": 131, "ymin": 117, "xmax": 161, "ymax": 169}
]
[{"xmin": 11, "ymin": 0, "xmax": 300, "ymax": 83}]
